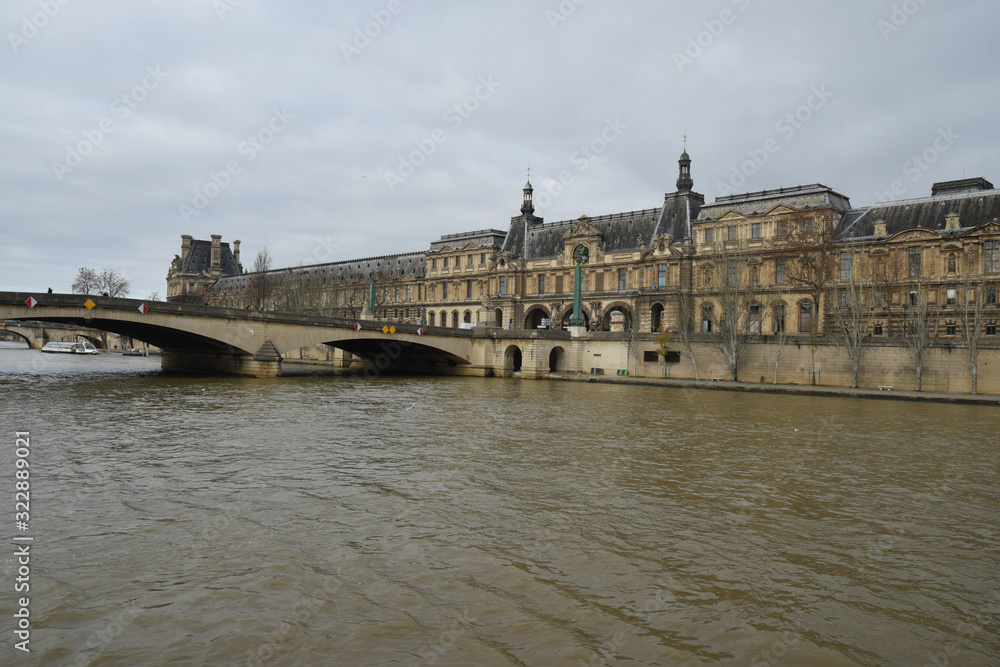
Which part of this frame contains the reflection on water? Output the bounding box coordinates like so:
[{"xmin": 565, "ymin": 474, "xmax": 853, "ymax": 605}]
[{"xmin": 0, "ymin": 348, "xmax": 998, "ymax": 665}]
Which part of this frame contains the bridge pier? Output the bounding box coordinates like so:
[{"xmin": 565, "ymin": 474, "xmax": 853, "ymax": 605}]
[{"xmin": 160, "ymin": 350, "xmax": 282, "ymax": 378}]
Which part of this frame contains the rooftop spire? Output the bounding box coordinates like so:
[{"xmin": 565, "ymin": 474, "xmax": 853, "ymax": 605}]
[
  {"xmin": 521, "ymin": 169, "xmax": 535, "ymax": 215},
  {"xmin": 676, "ymin": 139, "xmax": 693, "ymax": 193}
]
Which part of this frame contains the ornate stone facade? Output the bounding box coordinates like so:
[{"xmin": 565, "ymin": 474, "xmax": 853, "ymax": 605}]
[{"xmin": 178, "ymin": 152, "xmax": 1000, "ymax": 378}]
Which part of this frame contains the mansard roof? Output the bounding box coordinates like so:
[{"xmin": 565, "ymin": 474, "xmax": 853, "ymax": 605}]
[
  {"xmin": 697, "ymin": 184, "xmax": 852, "ymax": 221},
  {"xmin": 212, "ymin": 251, "xmax": 426, "ymax": 291},
  {"xmin": 180, "ymin": 240, "xmax": 241, "ymax": 276},
  {"xmin": 429, "ymin": 229, "xmax": 506, "ymax": 252},
  {"xmin": 500, "ymin": 191, "xmax": 703, "ymax": 260},
  {"xmin": 839, "ymin": 186, "xmax": 1000, "ymax": 240}
]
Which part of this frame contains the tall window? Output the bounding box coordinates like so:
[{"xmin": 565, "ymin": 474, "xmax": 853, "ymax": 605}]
[
  {"xmin": 428, "ymin": 312, "xmax": 435, "ymax": 326},
  {"xmin": 986, "ymin": 241, "xmax": 999, "ymax": 274},
  {"xmin": 701, "ymin": 304, "xmax": 713, "ymax": 332},
  {"xmin": 751, "ymin": 222, "xmax": 761, "ymax": 239},
  {"xmin": 908, "ymin": 247, "xmax": 922, "ymax": 277},
  {"xmin": 840, "ymin": 252, "xmax": 853, "ymax": 281},
  {"xmin": 773, "ymin": 303, "xmax": 785, "ymax": 333},
  {"xmin": 466, "ymin": 280, "xmax": 473, "ymax": 299},
  {"xmin": 726, "ymin": 259, "xmax": 738, "ymax": 285},
  {"xmin": 799, "ymin": 301, "xmax": 813, "ymax": 333},
  {"xmin": 468, "ymin": 255, "xmax": 474, "ymax": 266},
  {"xmin": 499, "ymin": 276, "xmax": 506, "ymax": 296},
  {"xmin": 431, "ymin": 258, "xmax": 437, "ymax": 269},
  {"xmin": 406, "ymin": 285, "xmax": 411, "ymax": 301},
  {"xmin": 442, "ymin": 282, "xmax": 448, "ymax": 299},
  {"xmin": 538, "ymin": 275, "xmax": 546, "ymax": 295},
  {"xmin": 394, "ymin": 286, "xmax": 400, "ymax": 302},
  {"xmin": 775, "ymin": 257, "xmax": 786, "ymax": 284},
  {"xmin": 443, "ymin": 257, "xmax": 448, "ymax": 268},
  {"xmin": 802, "ymin": 218, "xmax": 814, "ymax": 234},
  {"xmin": 776, "ymin": 219, "xmax": 787, "ymax": 236},
  {"xmin": 728, "ymin": 225, "xmax": 737, "ymax": 241},
  {"xmin": 418, "ymin": 284, "xmax": 423, "ymax": 300},
  {"xmin": 657, "ymin": 264, "xmax": 667, "ymax": 288},
  {"xmin": 618, "ymin": 268, "xmax": 627, "ymax": 292},
  {"xmin": 705, "ymin": 228, "xmax": 714, "ymax": 244},
  {"xmin": 481, "ymin": 252, "xmax": 487, "ymax": 264}
]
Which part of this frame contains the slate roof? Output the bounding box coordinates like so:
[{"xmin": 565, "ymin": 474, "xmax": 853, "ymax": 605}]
[
  {"xmin": 697, "ymin": 184, "xmax": 852, "ymax": 221},
  {"xmin": 839, "ymin": 187, "xmax": 1000, "ymax": 240},
  {"xmin": 430, "ymin": 229, "xmax": 507, "ymax": 252},
  {"xmin": 500, "ymin": 192, "xmax": 703, "ymax": 260},
  {"xmin": 212, "ymin": 251, "xmax": 426, "ymax": 292},
  {"xmin": 180, "ymin": 240, "xmax": 242, "ymax": 276}
]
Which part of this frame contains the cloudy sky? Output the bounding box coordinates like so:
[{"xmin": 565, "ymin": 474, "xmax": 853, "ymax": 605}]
[{"xmin": 1, "ymin": 0, "xmax": 998, "ymax": 298}]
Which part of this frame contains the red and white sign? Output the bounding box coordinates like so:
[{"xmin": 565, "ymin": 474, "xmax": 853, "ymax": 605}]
[
  {"xmin": 138, "ymin": 304, "xmax": 149, "ymax": 314},
  {"xmin": 354, "ymin": 323, "xmax": 362, "ymax": 331},
  {"xmin": 25, "ymin": 297, "xmax": 37, "ymax": 308},
  {"xmin": 416, "ymin": 328, "xmax": 424, "ymax": 336}
]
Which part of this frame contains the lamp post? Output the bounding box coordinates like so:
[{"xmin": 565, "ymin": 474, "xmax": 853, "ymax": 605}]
[{"xmin": 571, "ymin": 244, "xmax": 589, "ymax": 327}]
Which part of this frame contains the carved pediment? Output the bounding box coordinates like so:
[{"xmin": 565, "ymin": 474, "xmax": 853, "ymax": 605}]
[
  {"xmin": 716, "ymin": 210, "xmax": 749, "ymax": 222},
  {"xmin": 887, "ymin": 228, "xmax": 940, "ymax": 243},
  {"xmin": 961, "ymin": 221, "xmax": 1000, "ymax": 238},
  {"xmin": 763, "ymin": 204, "xmax": 798, "ymax": 216},
  {"xmin": 563, "ymin": 215, "xmax": 601, "ymax": 240}
]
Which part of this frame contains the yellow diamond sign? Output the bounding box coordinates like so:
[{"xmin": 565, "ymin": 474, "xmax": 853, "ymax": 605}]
[
  {"xmin": 389, "ymin": 326, "xmax": 396, "ymax": 334},
  {"xmin": 84, "ymin": 299, "xmax": 96, "ymax": 310},
  {"xmin": 382, "ymin": 325, "xmax": 389, "ymax": 334}
]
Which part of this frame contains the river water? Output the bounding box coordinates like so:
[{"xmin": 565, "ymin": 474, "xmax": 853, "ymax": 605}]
[{"xmin": 0, "ymin": 344, "xmax": 998, "ymax": 666}]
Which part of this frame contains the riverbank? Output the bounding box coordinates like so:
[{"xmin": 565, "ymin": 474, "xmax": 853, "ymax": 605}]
[{"xmin": 546, "ymin": 371, "xmax": 1000, "ymax": 406}]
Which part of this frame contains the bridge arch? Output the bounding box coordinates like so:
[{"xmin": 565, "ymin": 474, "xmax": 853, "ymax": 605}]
[
  {"xmin": 503, "ymin": 344, "xmax": 523, "ymax": 375},
  {"xmin": 524, "ymin": 305, "xmax": 549, "ymax": 329},
  {"xmin": 0, "ymin": 294, "xmax": 478, "ymax": 377}
]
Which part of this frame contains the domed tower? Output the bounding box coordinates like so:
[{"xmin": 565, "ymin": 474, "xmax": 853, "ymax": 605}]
[
  {"xmin": 521, "ymin": 179, "xmax": 535, "ymax": 215},
  {"xmin": 676, "ymin": 148, "xmax": 693, "ymax": 193}
]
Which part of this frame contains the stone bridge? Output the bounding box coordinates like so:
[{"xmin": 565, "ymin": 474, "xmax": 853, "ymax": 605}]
[
  {"xmin": 0, "ymin": 319, "xmax": 109, "ymax": 350},
  {"xmin": 0, "ymin": 292, "xmax": 616, "ymax": 378}
]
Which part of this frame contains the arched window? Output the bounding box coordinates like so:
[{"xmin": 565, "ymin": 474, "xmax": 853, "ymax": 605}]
[{"xmin": 428, "ymin": 312, "xmax": 435, "ymax": 327}]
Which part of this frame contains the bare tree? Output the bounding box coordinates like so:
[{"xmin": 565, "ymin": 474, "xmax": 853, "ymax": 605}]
[
  {"xmin": 900, "ymin": 279, "xmax": 939, "ymax": 391},
  {"xmin": 72, "ymin": 267, "xmax": 101, "ymax": 294},
  {"xmin": 957, "ymin": 273, "xmax": 997, "ymax": 394},
  {"xmin": 705, "ymin": 240, "xmax": 762, "ymax": 381},
  {"xmin": 829, "ymin": 251, "xmax": 880, "ymax": 388},
  {"xmin": 766, "ymin": 297, "xmax": 791, "ymax": 384},
  {"xmin": 72, "ymin": 267, "xmax": 129, "ymax": 297},
  {"xmin": 247, "ymin": 248, "xmax": 275, "ymax": 310},
  {"xmin": 781, "ymin": 210, "xmax": 838, "ymax": 339},
  {"xmin": 672, "ymin": 293, "xmax": 700, "ymax": 380},
  {"xmin": 98, "ymin": 268, "xmax": 130, "ymax": 297}
]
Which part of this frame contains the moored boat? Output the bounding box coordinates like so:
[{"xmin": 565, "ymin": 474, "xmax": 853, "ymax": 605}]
[{"xmin": 41, "ymin": 341, "xmax": 100, "ymax": 354}]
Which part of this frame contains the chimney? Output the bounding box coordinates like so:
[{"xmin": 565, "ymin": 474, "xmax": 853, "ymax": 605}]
[
  {"xmin": 945, "ymin": 212, "xmax": 960, "ymax": 231},
  {"xmin": 874, "ymin": 220, "xmax": 887, "ymax": 238},
  {"xmin": 233, "ymin": 239, "xmax": 241, "ymax": 269},
  {"xmin": 181, "ymin": 234, "xmax": 193, "ymax": 262},
  {"xmin": 211, "ymin": 234, "xmax": 222, "ymax": 270}
]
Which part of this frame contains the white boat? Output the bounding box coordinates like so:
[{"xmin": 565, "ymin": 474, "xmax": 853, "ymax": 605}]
[{"xmin": 41, "ymin": 341, "xmax": 100, "ymax": 354}]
